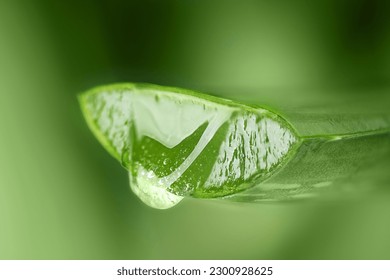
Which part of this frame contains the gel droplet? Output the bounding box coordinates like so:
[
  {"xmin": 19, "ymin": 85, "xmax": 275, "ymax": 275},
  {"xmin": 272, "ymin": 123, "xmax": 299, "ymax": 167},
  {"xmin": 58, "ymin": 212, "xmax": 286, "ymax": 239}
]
[{"xmin": 129, "ymin": 167, "xmax": 183, "ymax": 209}]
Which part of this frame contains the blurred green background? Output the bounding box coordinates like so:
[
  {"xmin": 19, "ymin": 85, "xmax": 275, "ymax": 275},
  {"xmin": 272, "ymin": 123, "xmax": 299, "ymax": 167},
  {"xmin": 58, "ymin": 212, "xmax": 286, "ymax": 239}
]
[{"xmin": 1, "ymin": 0, "xmax": 390, "ymax": 259}]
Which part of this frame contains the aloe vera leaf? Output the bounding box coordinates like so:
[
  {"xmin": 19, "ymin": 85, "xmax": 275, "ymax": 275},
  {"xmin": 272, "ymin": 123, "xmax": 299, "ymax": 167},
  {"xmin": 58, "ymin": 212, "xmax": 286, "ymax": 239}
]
[
  {"xmin": 79, "ymin": 83, "xmax": 390, "ymax": 208},
  {"xmin": 218, "ymin": 89, "xmax": 390, "ymax": 202}
]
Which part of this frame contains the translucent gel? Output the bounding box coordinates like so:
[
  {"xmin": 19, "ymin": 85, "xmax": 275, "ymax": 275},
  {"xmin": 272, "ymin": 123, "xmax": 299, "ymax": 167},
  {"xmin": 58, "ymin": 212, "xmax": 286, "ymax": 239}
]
[{"xmin": 83, "ymin": 87, "xmax": 297, "ymax": 209}]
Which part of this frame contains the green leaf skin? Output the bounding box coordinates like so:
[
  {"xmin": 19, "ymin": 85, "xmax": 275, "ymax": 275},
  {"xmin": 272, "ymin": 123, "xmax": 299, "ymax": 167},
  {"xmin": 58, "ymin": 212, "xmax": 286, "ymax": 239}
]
[{"xmin": 79, "ymin": 83, "xmax": 390, "ymax": 208}]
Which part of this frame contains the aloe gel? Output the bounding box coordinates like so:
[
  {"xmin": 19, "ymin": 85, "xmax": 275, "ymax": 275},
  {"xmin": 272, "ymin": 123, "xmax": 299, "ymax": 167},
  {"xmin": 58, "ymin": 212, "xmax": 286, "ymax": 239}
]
[{"xmin": 79, "ymin": 83, "xmax": 390, "ymax": 209}]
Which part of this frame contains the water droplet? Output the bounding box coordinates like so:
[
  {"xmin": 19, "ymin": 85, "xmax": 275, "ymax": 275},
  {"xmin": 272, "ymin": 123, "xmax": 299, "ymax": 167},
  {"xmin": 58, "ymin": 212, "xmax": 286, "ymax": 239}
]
[{"xmin": 163, "ymin": 158, "xmax": 169, "ymax": 165}]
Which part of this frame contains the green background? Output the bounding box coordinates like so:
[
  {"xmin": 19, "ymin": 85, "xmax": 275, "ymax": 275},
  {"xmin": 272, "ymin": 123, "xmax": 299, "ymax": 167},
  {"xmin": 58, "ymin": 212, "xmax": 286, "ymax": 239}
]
[{"xmin": 1, "ymin": 0, "xmax": 390, "ymax": 259}]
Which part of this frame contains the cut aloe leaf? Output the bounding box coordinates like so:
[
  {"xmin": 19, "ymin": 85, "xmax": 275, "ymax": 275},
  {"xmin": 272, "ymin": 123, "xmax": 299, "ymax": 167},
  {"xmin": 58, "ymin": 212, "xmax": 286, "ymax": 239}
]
[{"xmin": 79, "ymin": 83, "xmax": 390, "ymax": 209}]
